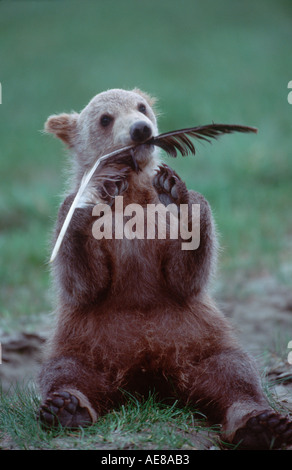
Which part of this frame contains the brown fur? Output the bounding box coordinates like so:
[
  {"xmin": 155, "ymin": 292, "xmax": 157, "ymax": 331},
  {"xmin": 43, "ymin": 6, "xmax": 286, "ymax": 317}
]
[{"xmin": 39, "ymin": 89, "xmax": 280, "ymax": 447}]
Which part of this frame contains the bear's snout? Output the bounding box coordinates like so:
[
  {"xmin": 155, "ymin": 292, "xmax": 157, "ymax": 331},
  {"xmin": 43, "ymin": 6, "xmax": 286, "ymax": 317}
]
[{"xmin": 130, "ymin": 121, "xmax": 152, "ymax": 143}]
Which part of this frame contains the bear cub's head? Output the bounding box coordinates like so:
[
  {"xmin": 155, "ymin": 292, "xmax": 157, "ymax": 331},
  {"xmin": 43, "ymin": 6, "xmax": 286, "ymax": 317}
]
[{"xmin": 45, "ymin": 88, "xmax": 159, "ymax": 180}]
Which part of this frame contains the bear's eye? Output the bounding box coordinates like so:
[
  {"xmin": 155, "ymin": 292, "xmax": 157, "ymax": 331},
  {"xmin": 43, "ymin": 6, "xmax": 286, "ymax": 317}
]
[
  {"xmin": 138, "ymin": 103, "xmax": 147, "ymax": 115},
  {"xmin": 100, "ymin": 114, "xmax": 113, "ymax": 127}
]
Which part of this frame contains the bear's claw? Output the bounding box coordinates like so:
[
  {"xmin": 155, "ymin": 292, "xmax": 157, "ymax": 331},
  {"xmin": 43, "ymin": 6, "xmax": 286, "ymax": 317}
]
[
  {"xmin": 38, "ymin": 391, "xmax": 92, "ymax": 429},
  {"xmin": 153, "ymin": 163, "xmax": 189, "ymax": 206},
  {"xmin": 98, "ymin": 178, "xmax": 129, "ymax": 205},
  {"xmin": 232, "ymin": 410, "xmax": 292, "ymax": 449}
]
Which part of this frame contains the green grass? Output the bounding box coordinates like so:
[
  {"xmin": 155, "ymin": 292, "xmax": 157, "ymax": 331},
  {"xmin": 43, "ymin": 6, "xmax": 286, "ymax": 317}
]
[
  {"xmin": 0, "ymin": 386, "xmax": 219, "ymax": 450},
  {"xmin": 1, "ymin": 374, "xmax": 291, "ymax": 450}
]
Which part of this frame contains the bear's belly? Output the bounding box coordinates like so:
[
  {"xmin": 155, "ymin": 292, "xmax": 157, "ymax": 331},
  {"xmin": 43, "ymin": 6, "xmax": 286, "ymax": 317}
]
[{"xmin": 106, "ymin": 237, "xmax": 166, "ymax": 308}]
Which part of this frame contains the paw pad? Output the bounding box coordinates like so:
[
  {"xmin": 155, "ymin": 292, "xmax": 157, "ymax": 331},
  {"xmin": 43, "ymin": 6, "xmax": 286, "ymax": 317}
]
[
  {"xmin": 38, "ymin": 391, "xmax": 92, "ymax": 429},
  {"xmin": 232, "ymin": 410, "xmax": 292, "ymax": 449}
]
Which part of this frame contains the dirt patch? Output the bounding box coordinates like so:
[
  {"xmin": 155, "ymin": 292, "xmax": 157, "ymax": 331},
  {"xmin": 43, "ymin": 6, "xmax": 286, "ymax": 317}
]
[
  {"xmin": 217, "ymin": 273, "xmax": 292, "ymax": 359},
  {"xmin": 0, "ymin": 331, "xmax": 46, "ymax": 394}
]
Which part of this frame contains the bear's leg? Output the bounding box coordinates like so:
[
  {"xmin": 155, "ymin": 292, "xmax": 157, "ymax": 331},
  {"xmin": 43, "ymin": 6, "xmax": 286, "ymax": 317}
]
[
  {"xmin": 180, "ymin": 348, "xmax": 292, "ymax": 449},
  {"xmin": 38, "ymin": 356, "xmax": 116, "ymax": 428}
]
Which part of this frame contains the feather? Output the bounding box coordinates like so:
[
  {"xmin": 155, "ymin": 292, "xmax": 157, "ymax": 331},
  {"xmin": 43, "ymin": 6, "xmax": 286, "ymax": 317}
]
[
  {"xmin": 50, "ymin": 122, "xmax": 257, "ymax": 262},
  {"xmin": 148, "ymin": 123, "xmax": 258, "ymax": 157}
]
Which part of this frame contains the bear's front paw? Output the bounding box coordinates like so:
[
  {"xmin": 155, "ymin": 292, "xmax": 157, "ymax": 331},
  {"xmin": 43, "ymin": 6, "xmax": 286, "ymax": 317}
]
[
  {"xmin": 98, "ymin": 178, "xmax": 129, "ymax": 206},
  {"xmin": 38, "ymin": 391, "xmax": 92, "ymax": 429},
  {"xmin": 153, "ymin": 164, "xmax": 189, "ymax": 206},
  {"xmin": 232, "ymin": 410, "xmax": 292, "ymax": 450}
]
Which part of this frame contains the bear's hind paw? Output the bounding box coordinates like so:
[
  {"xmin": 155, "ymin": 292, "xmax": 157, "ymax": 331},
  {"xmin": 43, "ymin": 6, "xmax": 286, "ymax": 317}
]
[
  {"xmin": 232, "ymin": 410, "xmax": 292, "ymax": 450},
  {"xmin": 38, "ymin": 390, "xmax": 92, "ymax": 429}
]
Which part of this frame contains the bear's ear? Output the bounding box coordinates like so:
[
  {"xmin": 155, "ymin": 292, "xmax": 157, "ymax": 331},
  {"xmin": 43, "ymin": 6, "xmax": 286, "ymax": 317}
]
[
  {"xmin": 44, "ymin": 112, "xmax": 78, "ymax": 146},
  {"xmin": 132, "ymin": 88, "xmax": 157, "ymax": 108}
]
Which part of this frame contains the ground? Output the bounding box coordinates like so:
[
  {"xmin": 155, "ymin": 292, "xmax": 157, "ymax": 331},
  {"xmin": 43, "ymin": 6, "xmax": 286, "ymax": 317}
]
[{"xmin": 1, "ymin": 267, "xmax": 291, "ymax": 450}]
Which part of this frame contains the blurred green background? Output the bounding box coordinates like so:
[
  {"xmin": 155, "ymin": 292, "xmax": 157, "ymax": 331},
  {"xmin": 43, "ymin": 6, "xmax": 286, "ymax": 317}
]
[{"xmin": 0, "ymin": 0, "xmax": 292, "ymax": 327}]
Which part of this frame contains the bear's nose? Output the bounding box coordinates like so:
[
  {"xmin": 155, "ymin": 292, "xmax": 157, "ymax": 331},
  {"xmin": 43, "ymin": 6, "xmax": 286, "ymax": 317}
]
[{"xmin": 130, "ymin": 121, "xmax": 152, "ymax": 142}]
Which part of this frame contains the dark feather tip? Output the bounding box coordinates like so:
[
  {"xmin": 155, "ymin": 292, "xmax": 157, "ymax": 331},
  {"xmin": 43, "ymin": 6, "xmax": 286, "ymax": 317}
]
[{"xmin": 146, "ymin": 123, "xmax": 258, "ymax": 157}]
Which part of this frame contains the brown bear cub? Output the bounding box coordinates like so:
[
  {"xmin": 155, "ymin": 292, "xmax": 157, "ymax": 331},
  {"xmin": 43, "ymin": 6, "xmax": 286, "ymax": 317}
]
[{"xmin": 39, "ymin": 88, "xmax": 292, "ymax": 449}]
